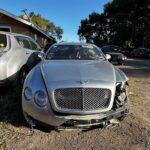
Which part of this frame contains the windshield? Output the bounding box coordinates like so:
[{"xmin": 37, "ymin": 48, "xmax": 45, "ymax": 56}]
[
  {"xmin": 46, "ymin": 44, "xmax": 105, "ymax": 60},
  {"xmin": 0, "ymin": 34, "xmax": 7, "ymax": 52}
]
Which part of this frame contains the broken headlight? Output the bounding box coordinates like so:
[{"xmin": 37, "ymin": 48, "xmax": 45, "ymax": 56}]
[{"xmin": 114, "ymin": 82, "xmax": 128, "ymax": 109}]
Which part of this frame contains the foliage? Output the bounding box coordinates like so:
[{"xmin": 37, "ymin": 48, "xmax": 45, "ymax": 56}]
[
  {"xmin": 78, "ymin": 0, "xmax": 150, "ymax": 48},
  {"xmin": 20, "ymin": 12, "xmax": 63, "ymax": 41}
]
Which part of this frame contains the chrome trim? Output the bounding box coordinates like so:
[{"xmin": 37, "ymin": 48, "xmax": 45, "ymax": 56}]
[{"xmin": 43, "ymin": 80, "xmax": 116, "ymax": 115}]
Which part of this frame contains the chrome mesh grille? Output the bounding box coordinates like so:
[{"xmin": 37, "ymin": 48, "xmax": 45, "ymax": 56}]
[{"xmin": 54, "ymin": 88, "xmax": 111, "ymax": 111}]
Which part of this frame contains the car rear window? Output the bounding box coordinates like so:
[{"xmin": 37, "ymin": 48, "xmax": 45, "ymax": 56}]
[
  {"xmin": 15, "ymin": 36, "xmax": 31, "ymax": 49},
  {"xmin": 0, "ymin": 34, "xmax": 7, "ymax": 51}
]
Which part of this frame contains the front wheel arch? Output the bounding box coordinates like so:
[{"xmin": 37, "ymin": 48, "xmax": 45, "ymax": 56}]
[{"xmin": 18, "ymin": 65, "xmax": 30, "ymax": 86}]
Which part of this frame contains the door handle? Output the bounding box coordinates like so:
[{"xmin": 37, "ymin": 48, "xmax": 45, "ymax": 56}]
[{"xmin": 26, "ymin": 52, "xmax": 30, "ymax": 54}]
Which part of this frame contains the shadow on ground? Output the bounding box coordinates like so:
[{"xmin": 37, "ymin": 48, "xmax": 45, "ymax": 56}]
[
  {"xmin": 0, "ymin": 87, "xmax": 55, "ymax": 132},
  {"xmin": 0, "ymin": 87, "xmax": 26, "ymax": 127}
]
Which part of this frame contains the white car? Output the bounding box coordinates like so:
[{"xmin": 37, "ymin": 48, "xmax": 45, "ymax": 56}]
[{"xmin": 0, "ymin": 32, "xmax": 41, "ymax": 87}]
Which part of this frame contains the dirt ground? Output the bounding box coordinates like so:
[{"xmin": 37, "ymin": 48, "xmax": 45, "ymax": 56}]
[{"xmin": 0, "ymin": 58, "xmax": 150, "ymax": 150}]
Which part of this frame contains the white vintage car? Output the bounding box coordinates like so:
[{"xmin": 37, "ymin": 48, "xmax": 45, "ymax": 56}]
[{"xmin": 22, "ymin": 42, "xmax": 129, "ymax": 130}]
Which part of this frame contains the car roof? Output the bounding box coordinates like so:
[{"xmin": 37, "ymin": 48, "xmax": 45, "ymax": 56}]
[
  {"xmin": 102, "ymin": 45, "xmax": 121, "ymax": 48},
  {"xmin": 55, "ymin": 42, "xmax": 94, "ymax": 46},
  {"xmin": 0, "ymin": 31, "xmax": 31, "ymax": 38}
]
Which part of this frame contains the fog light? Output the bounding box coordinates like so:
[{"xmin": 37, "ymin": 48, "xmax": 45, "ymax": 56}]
[{"xmin": 24, "ymin": 87, "xmax": 32, "ymax": 101}]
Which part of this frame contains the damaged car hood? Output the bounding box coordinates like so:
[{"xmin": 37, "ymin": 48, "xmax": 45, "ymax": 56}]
[{"xmin": 41, "ymin": 60, "xmax": 116, "ymax": 84}]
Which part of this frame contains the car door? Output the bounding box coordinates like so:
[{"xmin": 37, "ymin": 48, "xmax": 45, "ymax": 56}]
[
  {"xmin": 14, "ymin": 36, "xmax": 37, "ymax": 70},
  {"xmin": 15, "ymin": 36, "xmax": 32, "ymax": 62},
  {"xmin": 26, "ymin": 37, "xmax": 41, "ymax": 69}
]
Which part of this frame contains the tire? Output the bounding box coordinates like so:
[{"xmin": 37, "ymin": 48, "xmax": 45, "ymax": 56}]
[
  {"xmin": 23, "ymin": 112, "xmax": 51, "ymax": 131},
  {"xmin": 18, "ymin": 68, "xmax": 29, "ymax": 86},
  {"xmin": 117, "ymin": 114, "xmax": 127, "ymax": 121},
  {"xmin": 23, "ymin": 112, "xmax": 37, "ymax": 127}
]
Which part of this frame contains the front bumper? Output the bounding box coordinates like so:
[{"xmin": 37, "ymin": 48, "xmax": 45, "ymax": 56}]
[
  {"xmin": 110, "ymin": 55, "xmax": 127, "ymax": 62},
  {"xmin": 23, "ymin": 97, "xmax": 128, "ymax": 127}
]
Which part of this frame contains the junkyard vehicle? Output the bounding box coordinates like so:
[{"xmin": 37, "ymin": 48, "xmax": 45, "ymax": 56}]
[
  {"xmin": 131, "ymin": 48, "xmax": 150, "ymax": 58},
  {"xmin": 44, "ymin": 43, "xmax": 53, "ymax": 53},
  {"xmin": 22, "ymin": 42, "xmax": 129, "ymax": 130},
  {"xmin": 101, "ymin": 45, "xmax": 127, "ymax": 65},
  {"xmin": 0, "ymin": 32, "xmax": 41, "ymax": 87}
]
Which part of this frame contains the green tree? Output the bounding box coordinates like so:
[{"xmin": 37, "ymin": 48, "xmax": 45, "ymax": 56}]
[
  {"xmin": 104, "ymin": 0, "xmax": 150, "ymax": 47},
  {"xmin": 78, "ymin": 0, "xmax": 150, "ymax": 48},
  {"xmin": 20, "ymin": 12, "xmax": 63, "ymax": 41},
  {"xmin": 78, "ymin": 12, "xmax": 109, "ymax": 46}
]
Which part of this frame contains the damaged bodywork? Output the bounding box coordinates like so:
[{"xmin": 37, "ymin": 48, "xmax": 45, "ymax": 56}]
[{"xmin": 22, "ymin": 42, "xmax": 129, "ymax": 130}]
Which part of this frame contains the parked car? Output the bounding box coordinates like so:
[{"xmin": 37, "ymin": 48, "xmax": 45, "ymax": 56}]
[
  {"xmin": 22, "ymin": 42, "xmax": 129, "ymax": 130},
  {"xmin": 130, "ymin": 48, "xmax": 150, "ymax": 58},
  {"xmin": 121, "ymin": 48, "xmax": 132, "ymax": 57},
  {"xmin": 101, "ymin": 45, "xmax": 127, "ymax": 65},
  {"xmin": 123, "ymin": 48, "xmax": 134, "ymax": 57},
  {"xmin": 44, "ymin": 43, "xmax": 52, "ymax": 53},
  {"xmin": 0, "ymin": 32, "xmax": 41, "ymax": 87}
]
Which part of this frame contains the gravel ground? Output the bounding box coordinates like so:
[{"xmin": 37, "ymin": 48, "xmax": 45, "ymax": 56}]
[{"xmin": 0, "ymin": 58, "xmax": 150, "ymax": 150}]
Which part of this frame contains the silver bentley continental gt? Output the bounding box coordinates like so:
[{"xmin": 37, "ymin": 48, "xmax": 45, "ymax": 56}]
[{"xmin": 22, "ymin": 42, "xmax": 129, "ymax": 130}]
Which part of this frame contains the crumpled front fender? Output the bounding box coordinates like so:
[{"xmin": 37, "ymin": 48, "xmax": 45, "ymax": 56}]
[{"xmin": 114, "ymin": 67, "xmax": 128, "ymax": 82}]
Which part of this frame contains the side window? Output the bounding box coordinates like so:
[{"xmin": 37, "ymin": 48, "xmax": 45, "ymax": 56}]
[
  {"xmin": 15, "ymin": 36, "xmax": 23, "ymax": 47},
  {"xmin": 15, "ymin": 36, "xmax": 31, "ymax": 49},
  {"xmin": 23, "ymin": 38, "xmax": 31, "ymax": 49},
  {"xmin": 28, "ymin": 39, "xmax": 39, "ymax": 50},
  {"xmin": 0, "ymin": 34, "xmax": 7, "ymax": 50}
]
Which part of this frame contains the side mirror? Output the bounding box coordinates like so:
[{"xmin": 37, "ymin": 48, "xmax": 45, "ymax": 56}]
[
  {"xmin": 38, "ymin": 51, "xmax": 45, "ymax": 60},
  {"xmin": 105, "ymin": 54, "xmax": 111, "ymax": 60}
]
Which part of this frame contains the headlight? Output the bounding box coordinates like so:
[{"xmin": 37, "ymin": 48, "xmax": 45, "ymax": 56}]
[
  {"xmin": 24, "ymin": 87, "xmax": 32, "ymax": 101},
  {"xmin": 115, "ymin": 82, "xmax": 128, "ymax": 107},
  {"xmin": 118, "ymin": 91, "xmax": 126, "ymax": 101},
  {"xmin": 123, "ymin": 56, "xmax": 127, "ymax": 60},
  {"xmin": 34, "ymin": 90, "xmax": 47, "ymax": 107}
]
